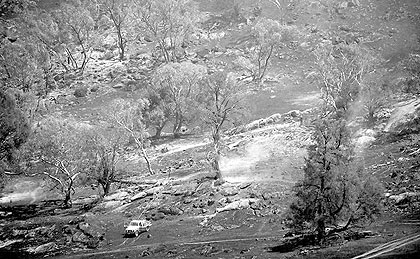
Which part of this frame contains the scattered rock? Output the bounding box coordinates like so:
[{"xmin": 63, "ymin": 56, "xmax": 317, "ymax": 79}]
[{"xmin": 12, "ymin": 229, "xmax": 28, "ymax": 238}]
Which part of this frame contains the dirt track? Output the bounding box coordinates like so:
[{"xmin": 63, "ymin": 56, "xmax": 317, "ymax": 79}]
[
  {"xmin": 351, "ymin": 233, "xmax": 420, "ymax": 259},
  {"xmin": 58, "ymin": 233, "xmax": 286, "ymax": 259}
]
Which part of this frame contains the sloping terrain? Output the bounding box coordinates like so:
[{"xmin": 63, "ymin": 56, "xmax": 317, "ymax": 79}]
[{"xmin": 1, "ymin": 0, "xmax": 420, "ymax": 258}]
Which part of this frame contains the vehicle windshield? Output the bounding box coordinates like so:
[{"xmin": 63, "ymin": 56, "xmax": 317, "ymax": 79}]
[{"xmin": 129, "ymin": 222, "xmax": 139, "ymax": 226}]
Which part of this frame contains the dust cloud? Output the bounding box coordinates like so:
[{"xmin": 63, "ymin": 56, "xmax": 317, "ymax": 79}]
[
  {"xmin": 0, "ymin": 181, "xmax": 45, "ymax": 205},
  {"xmin": 220, "ymin": 139, "xmax": 271, "ymax": 182}
]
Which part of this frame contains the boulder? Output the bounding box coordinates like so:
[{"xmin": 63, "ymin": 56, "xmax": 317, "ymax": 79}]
[
  {"xmin": 72, "ymin": 232, "xmax": 90, "ymax": 243},
  {"xmin": 173, "ymin": 187, "xmax": 190, "ymax": 196},
  {"xmin": 130, "ymin": 191, "xmax": 147, "ymax": 202},
  {"xmin": 74, "ymin": 87, "xmax": 88, "ymax": 98},
  {"xmin": 148, "ymin": 211, "xmax": 165, "ymax": 221},
  {"xmin": 103, "ymin": 191, "xmax": 129, "ymax": 201},
  {"xmin": 158, "ymin": 206, "xmax": 183, "ymax": 216},
  {"xmin": 239, "ymin": 182, "xmax": 252, "ymax": 189},
  {"xmin": 102, "ymin": 34, "xmax": 116, "ymax": 49},
  {"xmin": 384, "ymin": 98, "xmax": 420, "ymax": 132},
  {"xmin": 220, "ymin": 187, "xmax": 239, "ymax": 197},
  {"xmin": 101, "ymin": 200, "xmax": 123, "ymax": 209},
  {"xmin": 112, "ymin": 83, "xmax": 124, "ymax": 89},
  {"xmin": 347, "ymin": 0, "xmax": 360, "ymax": 7},
  {"xmin": 216, "ymin": 198, "xmax": 259, "ymax": 213},
  {"xmin": 145, "ymin": 186, "xmax": 164, "ymax": 196},
  {"xmin": 27, "ymin": 242, "xmax": 57, "ymax": 254},
  {"xmin": 388, "ymin": 192, "xmax": 420, "ymax": 205},
  {"xmin": 12, "ymin": 229, "xmax": 28, "ymax": 238}
]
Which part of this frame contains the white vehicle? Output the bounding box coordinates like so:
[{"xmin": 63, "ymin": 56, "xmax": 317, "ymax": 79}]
[{"xmin": 125, "ymin": 219, "xmax": 151, "ymax": 237}]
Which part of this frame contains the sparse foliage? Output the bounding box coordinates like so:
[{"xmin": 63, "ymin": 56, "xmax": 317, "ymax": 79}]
[
  {"xmin": 27, "ymin": 0, "xmax": 95, "ymax": 73},
  {"xmin": 402, "ymin": 53, "xmax": 420, "ymax": 94},
  {"xmin": 0, "ymin": 23, "xmax": 43, "ymax": 92},
  {"xmin": 286, "ymin": 118, "xmax": 382, "ymax": 243},
  {"xmin": 106, "ymin": 98, "xmax": 154, "ymax": 175},
  {"xmin": 99, "ymin": 0, "xmax": 131, "ymax": 61},
  {"xmin": 313, "ymin": 44, "xmax": 373, "ymax": 117},
  {"xmin": 89, "ymin": 128, "xmax": 125, "ymax": 196},
  {"xmin": 144, "ymin": 88, "xmax": 172, "ymax": 138},
  {"xmin": 361, "ymin": 69, "xmax": 390, "ymax": 126},
  {"xmin": 236, "ymin": 18, "xmax": 298, "ymax": 85},
  {"xmin": 134, "ymin": 0, "xmax": 200, "ymax": 63},
  {"xmin": 151, "ymin": 61, "xmax": 207, "ymax": 137},
  {"xmin": 22, "ymin": 117, "xmax": 96, "ymax": 207},
  {"xmin": 0, "ymin": 0, "xmax": 35, "ymax": 17},
  {"xmin": 0, "ymin": 90, "xmax": 30, "ymax": 188}
]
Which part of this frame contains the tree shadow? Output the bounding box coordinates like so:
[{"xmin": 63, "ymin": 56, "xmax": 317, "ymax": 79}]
[{"xmin": 268, "ymin": 234, "xmax": 317, "ymax": 253}]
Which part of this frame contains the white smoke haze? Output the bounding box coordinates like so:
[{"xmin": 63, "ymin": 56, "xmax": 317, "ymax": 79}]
[
  {"xmin": 0, "ymin": 180, "xmax": 46, "ymax": 205},
  {"xmin": 220, "ymin": 139, "xmax": 272, "ymax": 183}
]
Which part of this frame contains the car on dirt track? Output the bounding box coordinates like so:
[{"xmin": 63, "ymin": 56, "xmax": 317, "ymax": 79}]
[{"xmin": 125, "ymin": 219, "xmax": 152, "ymax": 237}]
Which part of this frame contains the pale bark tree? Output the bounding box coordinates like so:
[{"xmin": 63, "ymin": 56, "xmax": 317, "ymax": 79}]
[
  {"xmin": 198, "ymin": 72, "xmax": 245, "ymax": 181},
  {"xmin": 106, "ymin": 98, "xmax": 154, "ymax": 175},
  {"xmin": 235, "ymin": 18, "xmax": 298, "ymax": 85},
  {"xmin": 152, "ymin": 61, "xmax": 207, "ymax": 137},
  {"xmin": 99, "ymin": 0, "xmax": 131, "ymax": 61},
  {"xmin": 133, "ymin": 0, "xmax": 200, "ymax": 63},
  {"xmin": 25, "ymin": 0, "xmax": 95, "ymax": 73},
  {"xmin": 89, "ymin": 128, "xmax": 125, "ymax": 196},
  {"xmin": 313, "ymin": 43, "xmax": 373, "ymax": 117},
  {"xmin": 22, "ymin": 117, "xmax": 96, "ymax": 207}
]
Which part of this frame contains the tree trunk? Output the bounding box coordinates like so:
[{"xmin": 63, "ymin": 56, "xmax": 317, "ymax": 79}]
[
  {"xmin": 141, "ymin": 146, "xmax": 154, "ymax": 175},
  {"xmin": 213, "ymin": 150, "xmax": 222, "ymax": 181},
  {"xmin": 316, "ymin": 217, "xmax": 326, "ymax": 243},
  {"xmin": 117, "ymin": 28, "xmax": 125, "ymax": 61},
  {"xmin": 154, "ymin": 124, "xmax": 164, "ymax": 138},
  {"xmin": 316, "ymin": 175, "xmax": 326, "ymax": 243},
  {"xmin": 103, "ymin": 180, "xmax": 111, "ymax": 196},
  {"xmin": 212, "ymin": 130, "xmax": 223, "ymax": 181},
  {"xmin": 173, "ymin": 121, "xmax": 182, "ymax": 138},
  {"xmin": 63, "ymin": 188, "xmax": 72, "ymax": 208},
  {"xmin": 159, "ymin": 40, "xmax": 171, "ymax": 63}
]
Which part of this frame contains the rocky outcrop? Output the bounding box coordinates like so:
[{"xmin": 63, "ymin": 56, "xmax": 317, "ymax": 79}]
[
  {"xmin": 388, "ymin": 192, "xmax": 420, "ymax": 205},
  {"xmin": 103, "ymin": 191, "xmax": 130, "ymax": 201},
  {"xmin": 384, "ymin": 98, "xmax": 420, "ymax": 133},
  {"xmin": 216, "ymin": 198, "xmax": 260, "ymax": 213},
  {"xmin": 226, "ymin": 110, "xmax": 309, "ymax": 135},
  {"xmin": 26, "ymin": 242, "xmax": 57, "ymax": 254},
  {"xmin": 130, "ymin": 191, "xmax": 148, "ymax": 202}
]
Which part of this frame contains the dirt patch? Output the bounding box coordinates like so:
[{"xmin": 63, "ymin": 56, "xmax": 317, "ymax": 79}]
[{"xmin": 222, "ymin": 122, "xmax": 311, "ymax": 183}]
